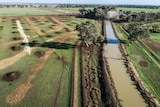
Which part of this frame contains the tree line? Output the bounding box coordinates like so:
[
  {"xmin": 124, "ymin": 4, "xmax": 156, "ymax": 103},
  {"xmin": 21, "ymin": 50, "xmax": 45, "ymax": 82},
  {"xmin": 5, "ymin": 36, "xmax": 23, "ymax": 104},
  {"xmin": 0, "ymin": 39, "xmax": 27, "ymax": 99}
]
[{"xmin": 115, "ymin": 11, "xmax": 160, "ymax": 22}]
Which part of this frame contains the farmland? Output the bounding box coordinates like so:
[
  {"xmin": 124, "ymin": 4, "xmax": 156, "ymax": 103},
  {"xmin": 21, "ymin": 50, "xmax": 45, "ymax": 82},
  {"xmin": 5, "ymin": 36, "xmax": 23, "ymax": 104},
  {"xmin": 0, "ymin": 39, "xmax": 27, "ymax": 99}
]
[
  {"xmin": 1, "ymin": 5, "xmax": 160, "ymax": 107},
  {"xmin": 0, "ymin": 7, "xmax": 109, "ymax": 107},
  {"xmin": 0, "ymin": 9, "xmax": 81, "ymax": 106}
]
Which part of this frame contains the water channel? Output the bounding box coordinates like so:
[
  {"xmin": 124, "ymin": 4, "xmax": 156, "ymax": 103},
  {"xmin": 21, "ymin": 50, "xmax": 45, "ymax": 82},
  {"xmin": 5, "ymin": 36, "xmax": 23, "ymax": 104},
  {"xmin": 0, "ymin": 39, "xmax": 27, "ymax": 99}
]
[{"xmin": 104, "ymin": 21, "xmax": 147, "ymax": 107}]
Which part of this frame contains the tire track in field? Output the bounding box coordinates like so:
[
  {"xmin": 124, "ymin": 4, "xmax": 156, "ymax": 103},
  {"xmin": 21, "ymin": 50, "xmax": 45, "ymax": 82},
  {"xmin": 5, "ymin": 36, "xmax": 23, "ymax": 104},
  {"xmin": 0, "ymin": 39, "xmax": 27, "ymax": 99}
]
[{"xmin": 24, "ymin": 17, "xmax": 44, "ymax": 36}]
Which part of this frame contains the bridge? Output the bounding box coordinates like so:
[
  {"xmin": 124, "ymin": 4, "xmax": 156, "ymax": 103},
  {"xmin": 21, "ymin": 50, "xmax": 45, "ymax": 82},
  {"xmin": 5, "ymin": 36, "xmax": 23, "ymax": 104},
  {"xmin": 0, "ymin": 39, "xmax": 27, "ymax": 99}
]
[{"xmin": 106, "ymin": 38, "xmax": 120, "ymax": 44}]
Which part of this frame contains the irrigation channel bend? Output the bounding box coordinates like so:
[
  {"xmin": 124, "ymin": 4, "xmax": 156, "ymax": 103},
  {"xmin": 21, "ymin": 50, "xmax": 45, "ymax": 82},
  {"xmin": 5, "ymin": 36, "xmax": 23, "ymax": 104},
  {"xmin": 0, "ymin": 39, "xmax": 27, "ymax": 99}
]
[{"xmin": 103, "ymin": 21, "xmax": 147, "ymax": 107}]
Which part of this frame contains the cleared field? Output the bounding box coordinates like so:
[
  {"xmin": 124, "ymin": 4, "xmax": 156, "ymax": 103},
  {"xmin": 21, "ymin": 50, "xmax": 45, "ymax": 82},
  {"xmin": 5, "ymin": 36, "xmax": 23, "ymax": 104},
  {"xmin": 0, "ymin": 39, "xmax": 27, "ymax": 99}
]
[
  {"xmin": 0, "ymin": 14, "xmax": 85, "ymax": 107},
  {"xmin": 114, "ymin": 23, "xmax": 160, "ymax": 102},
  {"xmin": 116, "ymin": 7, "xmax": 160, "ymax": 12}
]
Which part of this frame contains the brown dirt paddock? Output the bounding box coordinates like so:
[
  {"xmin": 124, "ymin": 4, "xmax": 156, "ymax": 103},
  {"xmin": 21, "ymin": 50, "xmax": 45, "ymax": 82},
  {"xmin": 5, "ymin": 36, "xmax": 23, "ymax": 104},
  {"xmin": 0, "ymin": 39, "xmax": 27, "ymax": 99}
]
[{"xmin": 143, "ymin": 40, "xmax": 160, "ymax": 53}]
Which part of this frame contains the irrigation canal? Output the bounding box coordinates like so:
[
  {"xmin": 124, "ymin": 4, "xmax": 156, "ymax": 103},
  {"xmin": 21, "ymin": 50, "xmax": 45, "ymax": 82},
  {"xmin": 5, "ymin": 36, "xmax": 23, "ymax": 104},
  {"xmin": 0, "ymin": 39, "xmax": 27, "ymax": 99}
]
[{"xmin": 104, "ymin": 21, "xmax": 147, "ymax": 107}]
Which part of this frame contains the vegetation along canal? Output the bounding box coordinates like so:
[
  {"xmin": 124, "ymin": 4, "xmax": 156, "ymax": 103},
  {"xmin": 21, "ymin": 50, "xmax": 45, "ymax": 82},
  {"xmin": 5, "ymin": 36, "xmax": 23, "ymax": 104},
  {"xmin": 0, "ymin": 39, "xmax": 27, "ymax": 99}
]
[{"xmin": 104, "ymin": 21, "xmax": 147, "ymax": 107}]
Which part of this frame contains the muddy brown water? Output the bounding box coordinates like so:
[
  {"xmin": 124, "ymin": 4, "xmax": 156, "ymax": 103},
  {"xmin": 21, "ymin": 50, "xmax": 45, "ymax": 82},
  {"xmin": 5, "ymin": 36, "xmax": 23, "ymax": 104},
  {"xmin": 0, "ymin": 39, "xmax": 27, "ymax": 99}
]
[{"xmin": 104, "ymin": 21, "xmax": 147, "ymax": 107}]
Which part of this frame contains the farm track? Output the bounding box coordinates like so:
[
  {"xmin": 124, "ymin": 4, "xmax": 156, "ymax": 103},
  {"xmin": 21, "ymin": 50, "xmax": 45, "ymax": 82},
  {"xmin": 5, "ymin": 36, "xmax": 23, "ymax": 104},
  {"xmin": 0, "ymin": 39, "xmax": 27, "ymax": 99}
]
[
  {"xmin": 24, "ymin": 17, "xmax": 44, "ymax": 35},
  {"xmin": 1, "ymin": 35, "xmax": 39, "ymax": 47},
  {"xmin": 71, "ymin": 41, "xmax": 81, "ymax": 107},
  {"xmin": 50, "ymin": 17, "xmax": 74, "ymax": 31}
]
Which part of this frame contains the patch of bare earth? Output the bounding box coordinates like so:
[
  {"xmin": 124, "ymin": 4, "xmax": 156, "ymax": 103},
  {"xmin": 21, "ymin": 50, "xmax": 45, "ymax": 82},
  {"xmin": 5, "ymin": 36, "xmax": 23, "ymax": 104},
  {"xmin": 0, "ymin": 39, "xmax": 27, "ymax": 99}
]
[
  {"xmin": 54, "ymin": 9, "xmax": 79, "ymax": 14},
  {"xmin": 139, "ymin": 61, "xmax": 148, "ymax": 67},
  {"xmin": 141, "ymin": 40, "xmax": 160, "ymax": 61},
  {"xmin": 144, "ymin": 40, "xmax": 160, "ymax": 52}
]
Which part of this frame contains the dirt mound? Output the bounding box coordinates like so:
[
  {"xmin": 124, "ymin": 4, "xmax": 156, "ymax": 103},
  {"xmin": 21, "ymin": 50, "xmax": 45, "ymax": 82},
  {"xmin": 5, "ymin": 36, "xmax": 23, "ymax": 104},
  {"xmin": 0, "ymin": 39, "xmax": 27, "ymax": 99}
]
[
  {"xmin": 24, "ymin": 28, "xmax": 30, "ymax": 31},
  {"xmin": 34, "ymin": 51, "xmax": 45, "ymax": 57},
  {"xmin": 12, "ymin": 26, "xmax": 17, "ymax": 29},
  {"xmin": 3, "ymin": 72, "xmax": 20, "ymax": 81},
  {"xmin": 139, "ymin": 61, "xmax": 148, "ymax": 67},
  {"xmin": 0, "ymin": 26, "xmax": 4, "ymax": 30},
  {"xmin": 12, "ymin": 31, "xmax": 18, "ymax": 34},
  {"xmin": 46, "ymin": 35, "xmax": 52, "ymax": 38},
  {"xmin": 13, "ymin": 37, "xmax": 22, "ymax": 40},
  {"xmin": 10, "ymin": 46, "xmax": 21, "ymax": 51},
  {"xmin": 55, "ymin": 31, "xmax": 62, "ymax": 34}
]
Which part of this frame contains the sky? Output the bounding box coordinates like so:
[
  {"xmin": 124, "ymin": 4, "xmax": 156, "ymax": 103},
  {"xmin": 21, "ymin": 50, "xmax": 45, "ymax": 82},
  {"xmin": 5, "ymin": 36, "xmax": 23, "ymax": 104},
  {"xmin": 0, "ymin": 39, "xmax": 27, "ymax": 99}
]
[{"xmin": 0, "ymin": 0, "xmax": 160, "ymax": 5}]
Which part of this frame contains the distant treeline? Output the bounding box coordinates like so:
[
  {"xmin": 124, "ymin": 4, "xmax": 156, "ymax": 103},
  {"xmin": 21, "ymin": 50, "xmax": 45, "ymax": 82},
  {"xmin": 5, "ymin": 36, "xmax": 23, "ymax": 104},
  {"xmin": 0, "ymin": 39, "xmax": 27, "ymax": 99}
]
[
  {"xmin": 0, "ymin": 3, "xmax": 159, "ymax": 9},
  {"xmin": 56, "ymin": 4, "xmax": 160, "ymax": 9},
  {"xmin": 115, "ymin": 5, "xmax": 159, "ymax": 9}
]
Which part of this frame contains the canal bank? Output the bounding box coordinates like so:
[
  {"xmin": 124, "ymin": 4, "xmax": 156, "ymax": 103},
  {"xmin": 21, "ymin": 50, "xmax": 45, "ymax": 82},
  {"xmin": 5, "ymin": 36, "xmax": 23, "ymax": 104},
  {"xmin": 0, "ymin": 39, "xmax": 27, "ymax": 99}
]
[{"xmin": 104, "ymin": 21, "xmax": 147, "ymax": 107}]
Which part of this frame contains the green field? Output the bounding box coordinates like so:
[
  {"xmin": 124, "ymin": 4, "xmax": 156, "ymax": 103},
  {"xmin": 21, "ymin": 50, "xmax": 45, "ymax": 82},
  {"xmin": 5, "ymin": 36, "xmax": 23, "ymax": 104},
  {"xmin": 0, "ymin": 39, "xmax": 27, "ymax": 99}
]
[{"xmin": 0, "ymin": 8, "xmax": 56, "ymax": 16}]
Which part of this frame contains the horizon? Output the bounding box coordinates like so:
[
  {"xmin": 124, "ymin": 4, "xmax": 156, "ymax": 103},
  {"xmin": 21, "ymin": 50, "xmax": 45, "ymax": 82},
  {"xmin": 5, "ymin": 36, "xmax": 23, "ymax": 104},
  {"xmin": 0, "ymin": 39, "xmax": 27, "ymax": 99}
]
[
  {"xmin": 0, "ymin": 0, "xmax": 160, "ymax": 6},
  {"xmin": 0, "ymin": 2, "xmax": 159, "ymax": 7}
]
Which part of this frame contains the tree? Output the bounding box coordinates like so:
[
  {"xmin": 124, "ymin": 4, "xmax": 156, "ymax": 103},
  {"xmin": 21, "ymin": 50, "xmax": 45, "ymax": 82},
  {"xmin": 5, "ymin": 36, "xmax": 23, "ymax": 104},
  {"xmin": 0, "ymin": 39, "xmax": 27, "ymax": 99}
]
[
  {"xmin": 127, "ymin": 23, "xmax": 150, "ymax": 42},
  {"xmin": 75, "ymin": 21, "xmax": 104, "ymax": 47},
  {"xmin": 94, "ymin": 6, "xmax": 111, "ymax": 20},
  {"xmin": 79, "ymin": 8, "xmax": 87, "ymax": 16}
]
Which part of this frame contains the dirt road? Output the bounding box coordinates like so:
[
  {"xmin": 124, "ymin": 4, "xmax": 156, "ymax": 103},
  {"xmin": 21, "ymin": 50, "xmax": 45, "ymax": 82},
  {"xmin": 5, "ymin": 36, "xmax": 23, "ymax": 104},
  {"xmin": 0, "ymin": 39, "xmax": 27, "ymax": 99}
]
[{"xmin": 71, "ymin": 41, "xmax": 80, "ymax": 107}]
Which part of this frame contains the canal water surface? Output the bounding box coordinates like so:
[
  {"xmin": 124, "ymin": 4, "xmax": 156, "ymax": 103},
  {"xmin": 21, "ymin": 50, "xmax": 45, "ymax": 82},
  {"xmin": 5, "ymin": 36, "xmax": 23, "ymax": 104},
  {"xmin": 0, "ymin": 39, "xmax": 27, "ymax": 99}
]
[{"xmin": 104, "ymin": 21, "xmax": 147, "ymax": 107}]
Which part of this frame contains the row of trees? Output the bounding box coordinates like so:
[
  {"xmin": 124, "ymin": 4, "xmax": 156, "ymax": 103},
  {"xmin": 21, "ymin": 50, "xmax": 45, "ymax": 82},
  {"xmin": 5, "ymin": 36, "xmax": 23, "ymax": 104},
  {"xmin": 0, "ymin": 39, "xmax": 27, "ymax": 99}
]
[
  {"xmin": 125, "ymin": 23, "xmax": 150, "ymax": 41},
  {"xmin": 75, "ymin": 21, "xmax": 104, "ymax": 47},
  {"xmin": 117, "ymin": 11, "xmax": 160, "ymax": 22},
  {"xmin": 79, "ymin": 6, "xmax": 114, "ymax": 20}
]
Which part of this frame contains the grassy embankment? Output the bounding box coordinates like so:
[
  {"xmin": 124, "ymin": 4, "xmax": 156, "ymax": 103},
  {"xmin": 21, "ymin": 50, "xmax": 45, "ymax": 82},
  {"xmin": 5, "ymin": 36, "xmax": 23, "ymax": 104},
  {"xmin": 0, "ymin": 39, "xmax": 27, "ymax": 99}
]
[{"xmin": 114, "ymin": 23, "xmax": 160, "ymax": 102}]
